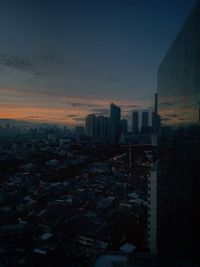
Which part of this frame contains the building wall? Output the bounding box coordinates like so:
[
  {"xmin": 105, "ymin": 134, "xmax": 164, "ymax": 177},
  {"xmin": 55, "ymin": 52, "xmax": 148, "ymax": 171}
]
[
  {"xmin": 157, "ymin": 1, "xmax": 200, "ymax": 259},
  {"xmin": 158, "ymin": 1, "xmax": 200, "ymax": 128}
]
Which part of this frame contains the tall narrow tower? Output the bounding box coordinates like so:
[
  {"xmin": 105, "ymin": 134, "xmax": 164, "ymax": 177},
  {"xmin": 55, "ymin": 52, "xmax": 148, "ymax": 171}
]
[
  {"xmin": 110, "ymin": 103, "xmax": 121, "ymax": 143},
  {"xmin": 132, "ymin": 110, "xmax": 139, "ymax": 134}
]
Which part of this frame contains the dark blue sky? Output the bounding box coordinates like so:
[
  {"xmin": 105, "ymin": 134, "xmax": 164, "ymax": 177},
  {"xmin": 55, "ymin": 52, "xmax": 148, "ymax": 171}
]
[{"xmin": 0, "ymin": 0, "xmax": 197, "ymax": 125}]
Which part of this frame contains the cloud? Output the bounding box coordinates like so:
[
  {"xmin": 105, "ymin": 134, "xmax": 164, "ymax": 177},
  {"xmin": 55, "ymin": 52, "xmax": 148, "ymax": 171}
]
[
  {"xmin": 160, "ymin": 101, "xmax": 174, "ymax": 107},
  {"xmin": 91, "ymin": 108, "xmax": 109, "ymax": 116},
  {"xmin": 0, "ymin": 53, "xmax": 64, "ymax": 81},
  {"xmin": 67, "ymin": 114, "xmax": 79, "ymax": 118},
  {"xmin": 0, "ymin": 54, "xmax": 33, "ymax": 71},
  {"xmin": 123, "ymin": 104, "xmax": 138, "ymax": 109},
  {"xmin": 24, "ymin": 116, "xmax": 44, "ymax": 119},
  {"xmin": 162, "ymin": 117, "xmax": 170, "ymax": 122},
  {"xmin": 38, "ymin": 54, "xmax": 64, "ymax": 64},
  {"xmin": 70, "ymin": 102, "xmax": 98, "ymax": 108},
  {"xmin": 73, "ymin": 117, "xmax": 85, "ymax": 122},
  {"xmin": 166, "ymin": 114, "xmax": 179, "ymax": 118}
]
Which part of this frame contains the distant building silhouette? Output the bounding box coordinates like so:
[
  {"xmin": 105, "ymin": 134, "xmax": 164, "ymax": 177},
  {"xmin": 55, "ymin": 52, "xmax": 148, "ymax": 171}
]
[
  {"xmin": 141, "ymin": 110, "xmax": 150, "ymax": 133},
  {"xmin": 110, "ymin": 103, "xmax": 121, "ymax": 143},
  {"xmin": 132, "ymin": 110, "xmax": 139, "ymax": 134},
  {"xmin": 86, "ymin": 114, "xmax": 110, "ymax": 142},
  {"xmin": 152, "ymin": 93, "xmax": 157, "ymax": 133},
  {"xmin": 142, "ymin": 110, "xmax": 149, "ymax": 127},
  {"xmin": 96, "ymin": 115, "xmax": 110, "ymax": 143},
  {"xmin": 86, "ymin": 114, "xmax": 96, "ymax": 139},
  {"xmin": 120, "ymin": 119, "xmax": 128, "ymax": 135}
]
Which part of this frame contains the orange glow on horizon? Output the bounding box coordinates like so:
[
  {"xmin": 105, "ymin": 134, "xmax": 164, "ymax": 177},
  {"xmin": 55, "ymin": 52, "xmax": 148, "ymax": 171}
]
[
  {"xmin": 0, "ymin": 87, "xmax": 153, "ymax": 125},
  {"xmin": 0, "ymin": 105, "xmax": 88, "ymax": 125}
]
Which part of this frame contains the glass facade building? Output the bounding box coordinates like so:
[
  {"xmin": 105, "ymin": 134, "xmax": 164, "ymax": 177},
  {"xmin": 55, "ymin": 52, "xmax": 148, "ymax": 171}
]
[
  {"xmin": 158, "ymin": 1, "xmax": 200, "ymax": 128},
  {"xmin": 157, "ymin": 0, "xmax": 200, "ymax": 262}
]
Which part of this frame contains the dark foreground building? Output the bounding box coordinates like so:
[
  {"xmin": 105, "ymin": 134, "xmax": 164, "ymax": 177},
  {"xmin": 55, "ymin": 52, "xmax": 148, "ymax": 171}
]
[{"xmin": 157, "ymin": 0, "xmax": 200, "ymax": 263}]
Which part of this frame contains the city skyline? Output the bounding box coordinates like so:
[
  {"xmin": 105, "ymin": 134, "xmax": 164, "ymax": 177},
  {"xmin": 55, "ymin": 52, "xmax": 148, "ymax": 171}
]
[
  {"xmin": 0, "ymin": 1, "xmax": 199, "ymax": 265},
  {"xmin": 0, "ymin": 0, "xmax": 196, "ymax": 125}
]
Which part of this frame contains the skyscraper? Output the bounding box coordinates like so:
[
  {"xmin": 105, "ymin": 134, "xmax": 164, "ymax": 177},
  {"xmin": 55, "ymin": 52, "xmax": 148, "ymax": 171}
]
[
  {"xmin": 86, "ymin": 115, "xmax": 110, "ymax": 143},
  {"xmin": 110, "ymin": 103, "xmax": 121, "ymax": 143},
  {"xmin": 86, "ymin": 114, "xmax": 96, "ymax": 139},
  {"xmin": 132, "ymin": 110, "xmax": 139, "ymax": 134},
  {"xmin": 104, "ymin": 116, "xmax": 110, "ymax": 138},
  {"xmin": 141, "ymin": 110, "xmax": 150, "ymax": 133},
  {"xmin": 142, "ymin": 110, "xmax": 149, "ymax": 127},
  {"xmin": 152, "ymin": 93, "xmax": 158, "ymax": 133},
  {"xmin": 120, "ymin": 119, "xmax": 128, "ymax": 135},
  {"xmin": 158, "ymin": 1, "xmax": 200, "ymax": 261},
  {"xmin": 96, "ymin": 116, "xmax": 110, "ymax": 143}
]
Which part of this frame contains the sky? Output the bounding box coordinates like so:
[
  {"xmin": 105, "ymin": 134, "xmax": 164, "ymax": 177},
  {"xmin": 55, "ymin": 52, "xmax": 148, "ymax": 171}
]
[{"xmin": 0, "ymin": 0, "xmax": 197, "ymax": 126}]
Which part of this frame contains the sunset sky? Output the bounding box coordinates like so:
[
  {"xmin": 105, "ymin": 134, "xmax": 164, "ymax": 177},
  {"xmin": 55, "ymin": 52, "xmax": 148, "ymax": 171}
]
[{"xmin": 0, "ymin": 0, "xmax": 196, "ymax": 126}]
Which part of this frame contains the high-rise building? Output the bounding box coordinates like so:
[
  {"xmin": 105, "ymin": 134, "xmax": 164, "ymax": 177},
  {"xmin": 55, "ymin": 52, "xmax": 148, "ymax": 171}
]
[
  {"xmin": 152, "ymin": 111, "xmax": 156, "ymax": 132},
  {"xmin": 86, "ymin": 115, "xmax": 110, "ymax": 142},
  {"xmin": 97, "ymin": 116, "xmax": 104, "ymax": 138},
  {"xmin": 132, "ymin": 110, "xmax": 139, "ymax": 134},
  {"xmin": 86, "ymin": 114, "xmax": 96, "ymax": 139},
  {"xmin": 120, "ymin": 119, "xmax": 128, "ymax": 135},
  {"xmin": 95, "ymin": 116, "xmax": 100, "ymax": 139},
  {"xmin": 157, "ymin": 1, "xmax": 200, "ymax": 261},
  {"xmin": 96, "ymin": 116, "xmax": 109, "ymax": 142},
  {"xmin": 142, "ymin": 110, "xmax": 149, "ymax": 127},
  {"xmin": 152, "ymin": 93, "xmax": 158, "ymax": 133},
  {"xmin": 110, "ymin": 103, "xmax": 121, "ymax": 143},
  {"xmin": 141, "ymin": 110, "xmax": 150, "ymax": 133},
  {"xmin": 105, "ymin": 116, "xmax": 110, "ymax": 138}
]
